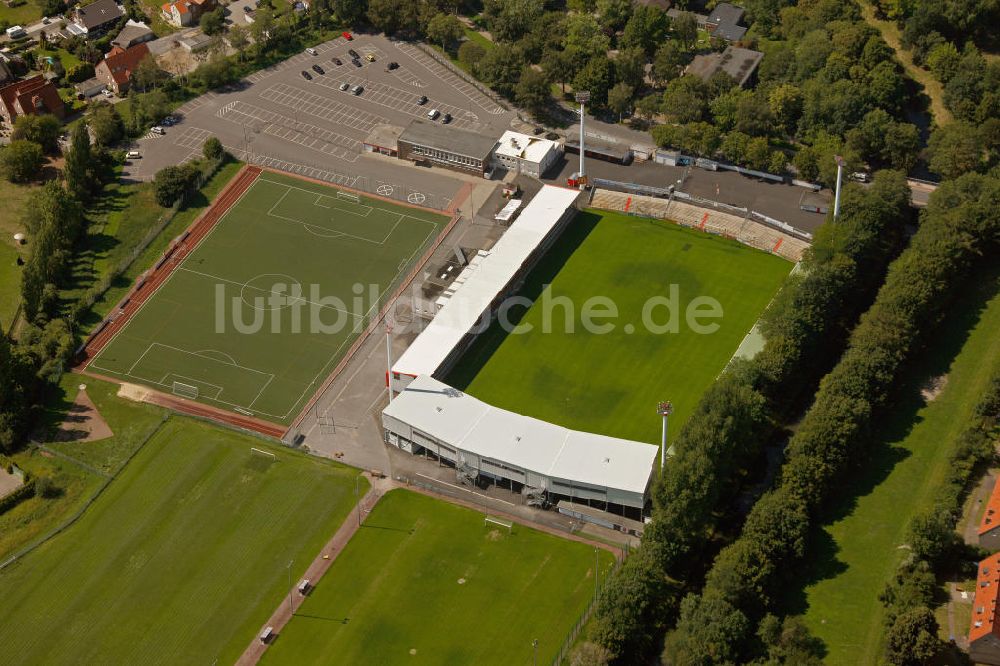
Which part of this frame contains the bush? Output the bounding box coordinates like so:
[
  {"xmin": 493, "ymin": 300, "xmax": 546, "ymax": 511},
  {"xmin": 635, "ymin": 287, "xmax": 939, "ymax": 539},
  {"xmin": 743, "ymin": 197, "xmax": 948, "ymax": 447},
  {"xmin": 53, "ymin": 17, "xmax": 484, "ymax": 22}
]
[
  {"xmin": 0, "ymin": 139, "xmax": 45, "ymax": 183},
  {"xmin": 33, "ymin": 474, "xmax": 59, "ymax": 499},
  {"xmin": 153, "ymin": 163, "xmax": 200, "ymax": 207},
  {"xmin": 66, "ymin": 62, "xmax": 95, "ymax": 83},
  {"xmin": 202, "ymin": 136, "xmax": 224, "ymax": 161}
]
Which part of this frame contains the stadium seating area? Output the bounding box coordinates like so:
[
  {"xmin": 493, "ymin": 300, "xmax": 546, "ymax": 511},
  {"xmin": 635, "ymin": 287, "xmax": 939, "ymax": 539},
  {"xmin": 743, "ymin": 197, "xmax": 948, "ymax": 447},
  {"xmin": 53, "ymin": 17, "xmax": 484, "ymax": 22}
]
[{"xmin": 589, "ymin": 189, "xmax": 809, "ymax": 262}]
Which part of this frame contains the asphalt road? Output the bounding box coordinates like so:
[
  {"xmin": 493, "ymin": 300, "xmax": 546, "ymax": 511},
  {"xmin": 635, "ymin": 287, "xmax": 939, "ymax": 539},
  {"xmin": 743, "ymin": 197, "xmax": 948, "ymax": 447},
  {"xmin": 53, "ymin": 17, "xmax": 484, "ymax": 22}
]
[{"xmin": 125, "ymin": 34, "xmax": 516, "ymax": 211}]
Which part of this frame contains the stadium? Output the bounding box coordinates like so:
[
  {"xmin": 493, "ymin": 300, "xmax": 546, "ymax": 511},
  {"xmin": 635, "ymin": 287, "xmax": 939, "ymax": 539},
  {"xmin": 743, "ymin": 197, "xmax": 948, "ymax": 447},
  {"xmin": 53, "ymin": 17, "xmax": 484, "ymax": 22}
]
[{"xmin": 383, "ymin": 185, "xmax": 795, "ymax": 523}]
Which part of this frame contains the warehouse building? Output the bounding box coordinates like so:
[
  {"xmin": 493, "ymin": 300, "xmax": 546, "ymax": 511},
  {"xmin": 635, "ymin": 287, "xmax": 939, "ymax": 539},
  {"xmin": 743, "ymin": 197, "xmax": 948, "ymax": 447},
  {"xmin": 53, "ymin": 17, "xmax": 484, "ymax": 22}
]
[
  {"xmin": 493, "ymin": 130, "xmax": 562, "ymax": 177},
  {"xmin": 382, "ymin": 375, "xmax": 658, "ymax": 511},
  {"xmin": 397, "ymin": 120, "xmax": 498, "ymax": 177},
  {"xmin": 390, "ymin": 185, "xmax": 581, "ymax": 392}
]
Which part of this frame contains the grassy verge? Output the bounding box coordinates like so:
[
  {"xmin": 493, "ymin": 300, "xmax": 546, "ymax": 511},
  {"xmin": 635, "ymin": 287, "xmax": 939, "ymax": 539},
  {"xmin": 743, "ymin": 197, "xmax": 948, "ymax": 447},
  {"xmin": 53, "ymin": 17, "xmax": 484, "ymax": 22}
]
[
  {"xmin": 0, "ymin": 416, "xmax": 363, "ymax": 665},
  {"xmin": 262, "ymin": 489, "xmax": 614, "ymax": 665},
  {"xmin": 0, "ymin": 178, "xmax": 37, "ymax": 327},
  {"xmin": 792, "ymin": 270, "xmax": 1000, "ymax": 664}
]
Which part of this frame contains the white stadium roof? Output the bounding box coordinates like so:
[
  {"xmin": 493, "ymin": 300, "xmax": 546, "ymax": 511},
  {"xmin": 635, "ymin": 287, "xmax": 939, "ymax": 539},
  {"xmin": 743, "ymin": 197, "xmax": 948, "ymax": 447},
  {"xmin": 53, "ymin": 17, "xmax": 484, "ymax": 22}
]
[
  {"xmin": 384, "ymin": 375, "xmax": 658, "ymax": 494},
  {"xmin": 392, "ymin": 184, "xmax": 580, "ymax": 378},
  {"xmin": 495, "ymin": 131, "xmax": 559, "ymax": 165}
]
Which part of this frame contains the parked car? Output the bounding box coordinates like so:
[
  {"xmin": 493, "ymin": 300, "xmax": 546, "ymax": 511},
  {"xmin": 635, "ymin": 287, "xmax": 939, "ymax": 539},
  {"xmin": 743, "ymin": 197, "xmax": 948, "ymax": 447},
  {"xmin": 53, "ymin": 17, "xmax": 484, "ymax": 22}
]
[
  {"xmin": 300, "ymin": 70, "xmax": 312, "ymax": 80},
  {"xmin": 347, "ymin": 48, "xmax": 359, "ymax": 58},
  {"xmin": 242, "ymin": 6, "xmax": 252, "ymax": 13},
  {"xmin": 306, "ymin": 47, "xmax": 318, "ymax": 56},
  {"xmin": 342, "ymin": 31, "xmax": 352, "ymax": 40},
  {"xmin": 332, "ymin": 57, "xmax": 342, "ymax": 65},
  {"xmin": 351, "ymin": 58, "xmax": 361, "ymax": 67},
  {"xmin": 339, "ymin": 82, "xmax": 350, "ymax": 91},
  {"xmin": 386, "ymin": 61, "xmax": 399, "ymax": 70},
  {"xmin": 416, "ymin": 95, "xmax": 428, "ymax": 105},
  {"xmin": 41, "ymin": 17, "xmax": 50, "ymax": 24},
  {"xmin": 150, "ymin": 126, "xmax": 165, "ymax": 135},
  {"xmin": 351, "ymin": 84, "xmax": 363, "ymax": 95},
  {"xmin": 851, "ymin": 171, "xmax": 870, "ymax": 183},
  {"xmin": 545, "ymin": 132, "xmax": 560, "ymax": 141},
  {"xmin": 126, "ymin": 150, "xmax": 141, "ymax": 160},
  {"xmin": 364, "ymin": 53, "xmax": 375, "ymax": 62},
  {"xmin": 426, "ymin": 108, "xmax": 440, "ymax": 120},
  {"xmin": 102, "ymin": 88, "xmax": 113, "ymax": 98},
  {"xmin": 311, "ymin": 64, "xmax": 324, "ymax": 75},
  {"xmin": 442, "ymin": 113, "xmax": 452, "ymax": 124}
]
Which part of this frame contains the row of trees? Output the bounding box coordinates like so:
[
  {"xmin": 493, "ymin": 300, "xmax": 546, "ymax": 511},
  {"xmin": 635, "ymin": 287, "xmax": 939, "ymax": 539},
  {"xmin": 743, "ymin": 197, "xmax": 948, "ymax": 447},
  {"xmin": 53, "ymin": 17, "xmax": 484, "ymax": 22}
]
[
  {"xmin": 586, "ymin": 171, "xmax": 913, "ymax": 664},
  {"xmin": 660, "ymin": 172, "xmax": 1000, "ymax": 664}
]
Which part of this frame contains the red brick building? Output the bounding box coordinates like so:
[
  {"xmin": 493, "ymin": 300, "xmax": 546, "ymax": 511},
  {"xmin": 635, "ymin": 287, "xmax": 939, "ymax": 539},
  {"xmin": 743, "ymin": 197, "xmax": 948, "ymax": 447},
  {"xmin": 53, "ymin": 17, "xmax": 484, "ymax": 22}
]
[
  {"xmin": 971, "ymin": 552, "xmax": 1000, "ymax": 665},
  {"xmin": 0, "ymin": 75, "xmax": 66, "ymax": 125},
  {"xmin": 95, "ymin": 43, "xmax": 151, "ymax": 95}
]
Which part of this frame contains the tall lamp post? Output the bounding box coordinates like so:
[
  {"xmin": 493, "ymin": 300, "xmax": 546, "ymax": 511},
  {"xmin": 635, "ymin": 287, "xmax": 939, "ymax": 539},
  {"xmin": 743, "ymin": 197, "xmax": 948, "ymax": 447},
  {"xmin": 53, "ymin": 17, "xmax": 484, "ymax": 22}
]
[
  {"xmin": 833, "ymin": 155, "xmax": 846, "ymax": 219},
  {"xmin": 657, "ymin": 401, "xmax": 673, "ymax": 472},
  {"xmin": 574, "ymin": 91, "xmax": 590, "ymax": 189}
]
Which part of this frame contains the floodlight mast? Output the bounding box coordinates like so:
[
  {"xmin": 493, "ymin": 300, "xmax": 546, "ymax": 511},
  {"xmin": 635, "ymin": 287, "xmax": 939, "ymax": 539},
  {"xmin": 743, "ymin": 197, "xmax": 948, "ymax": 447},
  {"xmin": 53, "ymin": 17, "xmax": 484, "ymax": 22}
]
[
  {"xmin": 657, "ymin": 401, "xmax": 673, "ymax": 471},
  {"xmin": 833, "ymin": 155, "xmax": 846, "ymax": 219},
  {"xmin": 575, "ymin": 91, "xmax": 590, "ymax": 186}
]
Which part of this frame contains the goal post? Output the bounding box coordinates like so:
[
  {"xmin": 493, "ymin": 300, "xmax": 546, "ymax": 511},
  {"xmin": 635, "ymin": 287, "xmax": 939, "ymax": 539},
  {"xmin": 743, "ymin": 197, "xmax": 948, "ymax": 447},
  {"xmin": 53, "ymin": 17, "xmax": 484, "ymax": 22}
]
[
  {"xmin": 250, "ymin": 447, "xmax": 277, "ymax": 461},
  {"xmin": 484, "ymin": 515, "xmax": 513, "ymax": 534},
  {"xmin": 172, "ymin": 381, "xmax": 199, "ymax": 399},
  {"xmin": 336, "ymin": 190, "xmax": 361, "ymax": 204}
]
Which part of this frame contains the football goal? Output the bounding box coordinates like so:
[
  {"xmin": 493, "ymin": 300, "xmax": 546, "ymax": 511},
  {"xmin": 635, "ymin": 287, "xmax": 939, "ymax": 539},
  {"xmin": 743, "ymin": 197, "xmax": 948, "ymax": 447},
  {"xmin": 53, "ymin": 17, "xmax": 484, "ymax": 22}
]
[
  {"xmin": 484, "ymin": 515, "xmax": 513, "ymax": 534},
  {"xmin": 336, "ymin": 191, "xmax": 361, "ymax": 205},
  {"xmin": 172, "ymin": 381, "xmax": 199, "ymax": 400}
]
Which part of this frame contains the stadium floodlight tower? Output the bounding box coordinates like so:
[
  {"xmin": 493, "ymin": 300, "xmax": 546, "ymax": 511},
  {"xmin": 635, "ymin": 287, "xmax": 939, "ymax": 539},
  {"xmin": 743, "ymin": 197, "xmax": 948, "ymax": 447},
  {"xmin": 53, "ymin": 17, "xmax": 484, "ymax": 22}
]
[
  {"xmin": 572, "ymin": 91, "xmax": 590, "ymax": 188},
  {"xmin": 833, "ymin": 155, "xmax": 847, "ymax": 219},
  {"xmin": 657, "ymin": 401, "xmax": 673, "ymax": 472}
]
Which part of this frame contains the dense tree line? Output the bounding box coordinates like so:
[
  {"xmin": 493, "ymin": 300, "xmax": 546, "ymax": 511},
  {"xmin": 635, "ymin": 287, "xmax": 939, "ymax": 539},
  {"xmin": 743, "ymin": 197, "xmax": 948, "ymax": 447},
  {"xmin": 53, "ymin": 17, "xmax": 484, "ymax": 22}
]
[
  {"xmin": 660, "ymin": 172, "xmax": 1000, "ymax": 664},
  {"xmin": 587, "ymin": 171, "xmax": 912, "ymax": 663}
]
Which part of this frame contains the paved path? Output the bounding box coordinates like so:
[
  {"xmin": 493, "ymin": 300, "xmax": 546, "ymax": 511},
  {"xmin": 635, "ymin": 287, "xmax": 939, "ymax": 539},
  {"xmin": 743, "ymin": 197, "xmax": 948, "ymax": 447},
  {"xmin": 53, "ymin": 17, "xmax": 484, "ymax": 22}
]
[{"xmin": 235, "ymin": 473, "xmax": 393, "ymax": 665}]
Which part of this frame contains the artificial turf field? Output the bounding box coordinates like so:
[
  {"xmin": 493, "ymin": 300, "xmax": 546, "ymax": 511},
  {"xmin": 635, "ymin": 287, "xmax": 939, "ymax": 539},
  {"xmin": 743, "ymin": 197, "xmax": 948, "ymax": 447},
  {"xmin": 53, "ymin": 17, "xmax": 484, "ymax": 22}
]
[
  {"xmin": 0, "ymin": 417, "xmax": 363, "ymax": 665},
  {"xmin": 88, "ymin": 170, "xmax": 447, "ymax": 424},
  {"xmin": 447, "ymin": 209, "xmax": 792, "ymax": 443},
  {"xmin": 262, "ymin": 489, "xmax": 616, "ymax": 665}
]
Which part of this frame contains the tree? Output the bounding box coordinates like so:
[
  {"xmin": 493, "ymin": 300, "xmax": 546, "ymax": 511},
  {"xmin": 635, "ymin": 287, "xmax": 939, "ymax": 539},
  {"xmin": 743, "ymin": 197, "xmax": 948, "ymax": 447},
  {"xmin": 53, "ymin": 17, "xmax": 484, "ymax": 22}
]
[
  {"xmin": 458, "ymin": 41, "xmax": 486, "ymax": 68},
  {"xmin": 661, "ymin": 75, "xmax": 709, "ymax": 124},
  {"xmin": 336, "ymin": 0, "xmax": 367, "ymax": 24},
  {"xmin": 483, "ymin": 0, "xmax": 544, "ymax": 42},
  {"xmin": 426, "ymin": 13, "xmax": 464, "ymax": 51},
  {"xmin": 542, "ymin": 49, "xmax": 576, "ymax": 93},
  {"xmin": 564, "ymin": 13, "xmax": 609, "ymax": 59},
  {"xmin": 614, "ymin": 47, "xmax": 646, "ymax": 90},
  {"xmin": 884, "ymin": 607, "xmax": 940, "ymax": 666},
  {"xmin": 11, "ymin": 115, "xmax": 62, "ymax": 152},
  {"xmin": 153, "ymin": 164, "xmax": 199, "ymax": 207},
  {"xmin": 475, "ymin": 45, "xmax": 526, "ymax": 98},
  {"xmin": 607, "ymin": 82, "xmax": 634, "ymax": 121},
  {"xmin": 228, "ymin": 25, "xmax": 250, "ymax": 62},
  {"xmin": 927, "ymin": 121, "xmax": 983, "ymax": 178},
  {"xmin": 673, "ymin": 11, "xmax": 698, "ymax": 49},
  {"xmin": 652, "ymin": 41, "xmax": 686, "ymax": 86},
  {"xmin": 596, "ymin": 0, "xmax": 631, "ymax": 32},
  {"xmin": 635, "ymin": 93, "xmax": 661, "ymax": 122},
  {"xmin": 64, "ymin": 121, "xmax": 95, "ymax": 202},
  {"xmin": 202, "ymin": 136, "xmax": 225, "ymax": 161},
  {"xmin": 89, "ymin": 102, "xmax": 125, "ymax": 147},
  {"xmin": 199, "ymin": 7, "xmax": 225, "ymax": 35},
  {"xmin": 514, "ymin": 67, "xmax": 551, "ymax": 116},
  {"xmin": 572, "ymin": 57, "xmax": 612, "ymax": 106},
  {"xmin": 621, "ymin": 5, "xmax": 669, "ymax": 55},
  {"xmin": 768, "ymin": 83, "xmax": 803, "ymax": 137},
  {"xmin": 0, "ymin": 140, "xmax": 44, "ymax": 183}
]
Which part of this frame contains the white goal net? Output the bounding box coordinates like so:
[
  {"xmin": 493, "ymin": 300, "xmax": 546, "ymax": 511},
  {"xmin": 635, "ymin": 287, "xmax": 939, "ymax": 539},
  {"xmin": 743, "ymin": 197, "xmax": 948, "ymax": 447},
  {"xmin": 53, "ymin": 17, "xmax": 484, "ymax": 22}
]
[
  {"xmin": 172, "ymin": 382, "xmax": 200, "ymax": 399},
  {"xmin": 336, "ymin": 191, "xmax": 361, "ymax": 204}
]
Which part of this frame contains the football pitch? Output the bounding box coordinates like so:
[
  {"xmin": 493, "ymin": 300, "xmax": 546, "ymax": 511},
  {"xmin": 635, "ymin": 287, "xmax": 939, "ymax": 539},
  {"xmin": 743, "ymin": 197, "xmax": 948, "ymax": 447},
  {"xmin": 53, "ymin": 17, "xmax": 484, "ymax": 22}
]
[
  {"xmin": 88, "ymin": 170, "xmax": 448, "ymax": 424},
  {"xmin": 447, "ymin": 210, "xmax": 792, "ymax": 443},
  {"xmin": 0, "ymin": 417, "xmax": 364, "ymax": 665},
  {"xmin": 262, "ymin": 489, "xmax": 616, "ymax": 665}
]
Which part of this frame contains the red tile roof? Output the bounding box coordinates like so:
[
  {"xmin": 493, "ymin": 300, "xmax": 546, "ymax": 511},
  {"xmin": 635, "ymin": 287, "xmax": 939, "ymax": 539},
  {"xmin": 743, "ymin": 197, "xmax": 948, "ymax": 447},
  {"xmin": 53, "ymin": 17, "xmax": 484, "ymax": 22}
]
[
  {"xmin": 980, "ymin": 480, "xmax": 1000, "ymax": 536},
  {"xmin": 99, "ymin": 43, "xmax": 150, "ymax": 88},
  {"xmin": 971, "ymin": 552, "xmax": 1000, "ymax": 643},
  {"xmin": 0, "ymin": 75, "xmax": 66, "ymax": 120}
]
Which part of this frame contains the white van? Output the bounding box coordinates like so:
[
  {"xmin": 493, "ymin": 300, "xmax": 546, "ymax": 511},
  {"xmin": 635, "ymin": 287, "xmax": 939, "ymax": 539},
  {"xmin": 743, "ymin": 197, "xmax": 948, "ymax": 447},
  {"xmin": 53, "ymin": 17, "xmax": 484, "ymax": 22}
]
[
  {"xmin": 150, "ymin": 126, "xmax": 165, "ymax": 135},
  {"xmin": 5, "ymin": 26, "xmax": 26, "ymax": 39},
  {"xmin": 426, "ymin": 109, "xmax": 440, "ymax": 120},
  {"xmin": 126, "ymin": 150, "xmax": 141, "ymax": 160},
  {"xmin": 306, "ymin": 47, "xmax": 318, "ymax": 56}
]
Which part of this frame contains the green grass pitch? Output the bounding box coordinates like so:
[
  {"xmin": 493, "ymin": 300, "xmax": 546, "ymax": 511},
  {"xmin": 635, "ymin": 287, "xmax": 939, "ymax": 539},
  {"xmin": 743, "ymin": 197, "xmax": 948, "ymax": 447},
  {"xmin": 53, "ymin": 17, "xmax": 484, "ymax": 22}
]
[
  {"xmin": 0, "ymin": 417, "xmax": 364, "ymax": 665},
  {"xmin": 262, "ymin": 489, "xmax": 616, "ymax": 665},
  {"xmin": 447, "ymin": 210, "xmax": 792, "ymax": 443},
  {"xmin": 88, "ymin": 171, "xmax": 448, "ymax": 423}
]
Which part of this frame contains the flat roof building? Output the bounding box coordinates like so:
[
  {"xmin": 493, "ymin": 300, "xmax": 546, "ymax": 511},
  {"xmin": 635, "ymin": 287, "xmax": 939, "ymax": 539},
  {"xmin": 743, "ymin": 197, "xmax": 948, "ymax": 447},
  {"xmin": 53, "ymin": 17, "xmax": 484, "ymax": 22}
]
[
  {"xmin": 397, "ymin": 119, "xmax": 498, "ymax": 177},
  {"xmin": 493, "ymin": 131, "xmax": 562, "ymax": 177},
  {"xmin": 706, "ymin": 2, "xmax": 747, "ymax": 42},
  {"xmin": 382, "ymin": 375, "xmax": 658, "ymax": 510},
  {"xmin": 363, "ymin": 124, "xmax": 404, "ymax": 156},
  {"xmin": 686, "ymin": 46, "xmax": 763, "ymax": 88}
]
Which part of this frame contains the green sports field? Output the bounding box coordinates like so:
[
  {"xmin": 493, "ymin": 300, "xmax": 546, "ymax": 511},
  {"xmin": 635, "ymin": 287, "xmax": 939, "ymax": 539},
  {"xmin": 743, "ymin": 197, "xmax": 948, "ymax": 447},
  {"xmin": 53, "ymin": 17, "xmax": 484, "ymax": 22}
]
[
  {"xmin": 0, "ymin": 417, "xmax": 364, "ymax": 666},
  {"xmin": 262, "ymin": 489, "xmax": 615, "ymax": 666},
  {"xmin": 447, "ymin": 210, "xmax": 791, "ymax": 443},
  {"xmin": 88, "ymin": 171, "xmax": 447, "ymax": 423}
]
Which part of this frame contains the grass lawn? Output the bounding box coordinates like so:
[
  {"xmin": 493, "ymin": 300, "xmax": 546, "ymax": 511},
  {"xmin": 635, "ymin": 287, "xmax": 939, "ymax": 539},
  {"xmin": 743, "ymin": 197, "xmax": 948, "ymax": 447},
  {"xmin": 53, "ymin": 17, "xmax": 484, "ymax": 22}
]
[
  {"xmin": 69, "ymin": 159, "xmax": 243, "ymax": 334},
  {"xmin": 447, "ymin": 210, "xmax": 791, "ymax": 443},
  {"xmin": 0, "ymin": 416, "xmax": 364, "ymax": 665},
  {"xmin": 793, "ymin": 270, "xmax": 1000, "ymax": 664},
  {"xmin": 88, "ymin": 170, "xmax": 446, "ymax": 423},
  {"xmin": 262, "ymin": 489, "xmax": 615, "ymax": 666},
  {"xmin": 0, "ymin": 3, "xmax": 41, "ymax": 27},
  {"xmin": 0, "ymin": 178, "xmax": 37, "ymax": 327}
]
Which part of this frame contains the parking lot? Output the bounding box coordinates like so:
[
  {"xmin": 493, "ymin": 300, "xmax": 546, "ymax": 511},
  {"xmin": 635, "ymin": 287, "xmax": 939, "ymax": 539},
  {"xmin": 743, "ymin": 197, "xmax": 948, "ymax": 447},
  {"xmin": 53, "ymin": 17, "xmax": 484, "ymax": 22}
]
[{"xmin": 126, "ymin": 33, "xmax": 517, "ymax": 210}]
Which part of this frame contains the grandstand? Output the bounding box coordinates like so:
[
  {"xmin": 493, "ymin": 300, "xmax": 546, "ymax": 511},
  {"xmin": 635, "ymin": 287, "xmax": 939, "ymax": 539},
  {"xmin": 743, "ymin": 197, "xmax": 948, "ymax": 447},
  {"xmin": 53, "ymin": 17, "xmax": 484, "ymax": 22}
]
[{"xmin": 589, "ymin": 189, "xmax": 810, "ymax": 262}]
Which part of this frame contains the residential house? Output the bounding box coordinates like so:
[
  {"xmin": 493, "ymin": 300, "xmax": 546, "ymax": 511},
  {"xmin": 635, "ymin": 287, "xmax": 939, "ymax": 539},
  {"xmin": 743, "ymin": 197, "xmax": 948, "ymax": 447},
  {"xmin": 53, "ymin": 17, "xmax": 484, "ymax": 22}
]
[
  {"xmin": 71, "ymin": 0, "xmax": 126, "ymax": 37},
  {"xmin": 111, "ymin": 19, "xmax": 155, "ymax": 49},
  {"xmin": 686, "ymin": 46, "xmax": 763, "ymax": 88},
  {"xmin": 95, "ymin": 43, "xmax": 150, "ymax": 95},
  {"xmin": 980, "ymin": 480, "xmax": 1000, "ymax": 551},
  {"xmin": 0, "ymin": 75, "xmax": 66, "ymax": 124},
  {"xmin": 706, "ymin": 2, "xmax": 747, "ymax": 42},
  {"xmin": 161, "ymin": 0, "xmax": 216, "ymax": 28},
  {"xmin": 970, "ymin": 552, "xmax": 1000, "ymax": 665}
]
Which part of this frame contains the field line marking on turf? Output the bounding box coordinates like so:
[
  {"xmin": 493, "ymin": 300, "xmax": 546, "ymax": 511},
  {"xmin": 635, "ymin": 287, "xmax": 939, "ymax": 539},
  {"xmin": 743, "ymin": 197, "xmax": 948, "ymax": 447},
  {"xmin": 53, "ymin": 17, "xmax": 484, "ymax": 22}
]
[
  {"xmin": 258, "ymin": 174, "xmax": 441, "ymax": 224},
  {"xmin": 268, "ymin": 180, "xmax": 374, "ymax": 219},
  {"xmin": 266, "ymin": 209, "xmax": 387, "ymax": 246},
  {"xmin": 247, "ymin": 373, "xmax": 276, "ymax": 410},
  {"xmin": 127, "ymin": 343, "xmax": 157, "ymax": 375},
  {"xmin": 143, "ymin": 342, "xmax": 275, "ymax": 377},
  {"xmin": 162, "ymin": 374, "xmax": 224, "ymax": 399},
  {"xmin": 278, "ymin": 332, "xmax": 356, "ymax": 420},
  {"xmin": 176, "ymin": 267, "xmax": 364, "ymax": 319},
  {"xmin": 194, "ymin": 349, "xmax": 239, "ymax": 365}
]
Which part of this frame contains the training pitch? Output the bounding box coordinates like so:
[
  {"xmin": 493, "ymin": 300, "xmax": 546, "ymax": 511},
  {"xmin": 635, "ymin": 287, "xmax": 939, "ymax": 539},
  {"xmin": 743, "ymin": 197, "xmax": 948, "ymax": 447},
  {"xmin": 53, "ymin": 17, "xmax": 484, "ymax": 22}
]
[
  {"xmin": 88, "ymin": 170, "xmax": 448, "ymax": 424},
  {"xmin": 0, "ymin": 417, "xmax": 363, "ymax": 665},
  {"xmin": 448, "ymin": 209, "xmax": 792, "ymax": 442},
  {"xmin": 262, "ymin": 489, "xmax": 615, "ymax": 665}
]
